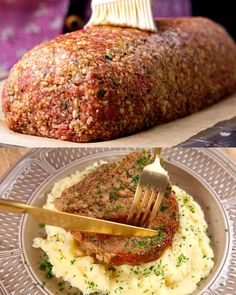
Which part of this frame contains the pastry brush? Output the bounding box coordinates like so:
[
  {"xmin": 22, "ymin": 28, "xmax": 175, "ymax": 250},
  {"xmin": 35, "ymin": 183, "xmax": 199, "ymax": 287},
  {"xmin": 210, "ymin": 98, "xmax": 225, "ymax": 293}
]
[{"xmin": 86, "ymin": 0, "xmax": 157, "ymax": 32}]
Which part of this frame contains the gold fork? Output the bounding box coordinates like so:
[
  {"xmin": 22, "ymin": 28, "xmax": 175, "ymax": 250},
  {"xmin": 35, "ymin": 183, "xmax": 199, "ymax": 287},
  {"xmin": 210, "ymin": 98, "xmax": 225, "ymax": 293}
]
[{"xmin": 127, "ymin": 148, "xmax": 169, "ymax": 228}]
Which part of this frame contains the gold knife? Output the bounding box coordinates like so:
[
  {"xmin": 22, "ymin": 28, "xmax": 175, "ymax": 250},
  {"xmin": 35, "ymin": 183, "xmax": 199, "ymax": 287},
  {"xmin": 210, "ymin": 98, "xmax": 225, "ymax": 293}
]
[{"xmin": 0, "ymin": 198, "xmax": 157, "ymax": 237}]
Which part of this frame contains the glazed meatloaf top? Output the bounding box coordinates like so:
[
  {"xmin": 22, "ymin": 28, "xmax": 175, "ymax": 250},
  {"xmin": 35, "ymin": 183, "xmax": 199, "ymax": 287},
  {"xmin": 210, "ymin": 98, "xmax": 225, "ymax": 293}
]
[
  {"xmin": 55, "ymin": 151, "xmax": 179, "ymax": 266},
  {"xmin": 2, "ymin": 17, "xmax": 236, "ymax": 143}
]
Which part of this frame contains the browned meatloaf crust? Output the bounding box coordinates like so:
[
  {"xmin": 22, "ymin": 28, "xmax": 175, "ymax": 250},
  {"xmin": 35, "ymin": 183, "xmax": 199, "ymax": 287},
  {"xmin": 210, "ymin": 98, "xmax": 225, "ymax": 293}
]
[
  {"xmin": 55, "ymin": 151, "xmax": 179, "ymax": 266},
  {"xmin": 2, "ymin": 17, "xmax": 236, "ymax": 143}
]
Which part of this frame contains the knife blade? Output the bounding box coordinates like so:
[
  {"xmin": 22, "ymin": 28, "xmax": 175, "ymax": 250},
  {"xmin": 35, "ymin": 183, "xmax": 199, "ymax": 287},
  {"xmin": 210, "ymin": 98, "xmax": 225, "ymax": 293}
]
[{"xmin": 0, "ymin": 198, "xmax": 157, "ymax": 237}]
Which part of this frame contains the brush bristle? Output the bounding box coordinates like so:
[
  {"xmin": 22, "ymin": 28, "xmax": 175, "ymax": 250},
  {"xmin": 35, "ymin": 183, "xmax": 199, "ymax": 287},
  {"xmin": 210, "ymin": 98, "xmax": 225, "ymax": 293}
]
[{"xmin": 86, "ymin": 0, "xmax": 157, "ymax": 32}]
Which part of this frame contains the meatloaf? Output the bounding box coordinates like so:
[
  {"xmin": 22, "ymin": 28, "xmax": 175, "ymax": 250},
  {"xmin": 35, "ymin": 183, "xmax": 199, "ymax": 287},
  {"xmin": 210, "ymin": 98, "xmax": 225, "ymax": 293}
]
[
  {"xmin": 2, "ymin": 17, "xmax": 236, "ymax": 143},
  {"xmin": 55, "ymin": 151, "xmax": 179, "ymax": 266}
]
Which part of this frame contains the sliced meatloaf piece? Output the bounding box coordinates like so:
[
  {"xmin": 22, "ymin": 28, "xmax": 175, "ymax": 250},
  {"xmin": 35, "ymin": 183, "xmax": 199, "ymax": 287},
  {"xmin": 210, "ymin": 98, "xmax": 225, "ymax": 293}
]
[
  {"xmin": 55, "ymin": 151, "xmax": 179, "ymax": 266},
  {"xmin": 3, "ymin": 17, "xmax": 236, "ymax": 143}
]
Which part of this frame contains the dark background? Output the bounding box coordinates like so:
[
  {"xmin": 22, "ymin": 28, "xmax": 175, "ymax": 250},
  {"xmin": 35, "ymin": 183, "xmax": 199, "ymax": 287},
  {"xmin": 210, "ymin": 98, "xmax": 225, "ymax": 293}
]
[{"xmin": 191, "ymin": 0, "xmax": 236, "ymax": 41}]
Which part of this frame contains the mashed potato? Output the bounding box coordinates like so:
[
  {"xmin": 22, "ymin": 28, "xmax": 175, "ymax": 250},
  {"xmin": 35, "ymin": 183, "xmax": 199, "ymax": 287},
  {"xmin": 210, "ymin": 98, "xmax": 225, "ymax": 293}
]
[{"xmin": 33, "ymin": 164, "xmax": 214, "ymax": 295}]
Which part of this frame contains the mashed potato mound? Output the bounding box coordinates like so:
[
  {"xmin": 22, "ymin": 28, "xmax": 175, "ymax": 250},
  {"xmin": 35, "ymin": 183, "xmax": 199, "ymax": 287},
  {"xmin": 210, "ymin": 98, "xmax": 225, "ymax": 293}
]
[{"xmin": 33, "ymin": 164, "xmax": 214, "ymax": 295}]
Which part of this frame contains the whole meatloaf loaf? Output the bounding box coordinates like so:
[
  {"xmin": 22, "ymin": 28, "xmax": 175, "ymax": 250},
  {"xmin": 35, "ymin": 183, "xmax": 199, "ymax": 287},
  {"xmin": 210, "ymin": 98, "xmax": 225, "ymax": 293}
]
[
  {"xmin": 55, "ymin": 151, "xmax": 179, "ymax": 266},
  {"xmin": 2, "ymin": 17, "xmax": 236, "ymax": 142}
]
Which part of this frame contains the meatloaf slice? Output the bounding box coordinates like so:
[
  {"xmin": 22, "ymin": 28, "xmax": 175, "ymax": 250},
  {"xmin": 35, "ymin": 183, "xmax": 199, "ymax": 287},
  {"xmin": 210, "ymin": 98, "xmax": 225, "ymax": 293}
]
[
  {"xmin": 55, "ymin": 151, "xmax": 179, "ymax": 266},
  {"xmin": 2, "ymin": 17, "xmax": 236, "ymax": 142}
]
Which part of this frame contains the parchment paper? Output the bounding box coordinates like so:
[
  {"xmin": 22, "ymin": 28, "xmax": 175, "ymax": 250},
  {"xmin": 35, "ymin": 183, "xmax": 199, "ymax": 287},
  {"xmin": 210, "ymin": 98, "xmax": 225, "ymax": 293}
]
[{"xmin": 0, "ymin": 80, "xmax": 235, "ymax": 147}]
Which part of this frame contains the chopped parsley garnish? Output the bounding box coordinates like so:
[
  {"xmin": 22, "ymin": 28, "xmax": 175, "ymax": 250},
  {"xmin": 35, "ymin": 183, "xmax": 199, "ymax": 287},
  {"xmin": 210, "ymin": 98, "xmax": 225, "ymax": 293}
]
[
  {"xmin": 116, "ymin": 204, "xmax": 124, "ymax": 210},
  {"xmin": 109, "ymin": 191, "xmax": 119, "ymax": 201},
  {"xmin": 109, "ymin": 187, "xmax": 123, "ymax": 201},
  {"xmin": 131, "ymin": 175, "xmax": 140, "ymax": 187},
  {"xmin": 136, "ymin": 156, "xmax": 149, "ymax": 166},
  {"xmin": 160, "ymin": 205, "xmax": 170, "ymax": 212},
  {"xmin": 115, "ymin": 186, "xmax": 123, "ymax": 192},
  {"xmin": 176, "ymin": 254, "xmax": 189, "ymax": 267},
  {"xmin": 86, "ymin": 280, "xmax": 97, "ymax": 289},
  {"xmin": 40, "ymin": 260, "xmax": 54, "ymax": 278},
  {"xmin": 189, "ymin": 205, "xmax": 195, "ymax": 213},
  {"xmin": 133, "ymin": 155, "xmax": 151, "ymax": 172},
  {"xmin": 138, "ymin": 241, "xmax": 149, "ymax": 248},
  {"xmin": 130, "ymin": 230, "xmax": 166, "ymax": 251},
  {"xmin": 183, "ymin": 196, "xmax": 189, "ymax": 204},
  {"xmin": 39, "ymin": 223, "xmax": 45, "ymax": 228},
  {"xmin": 150, "ymin": 230, "xmax": 166, "ymax": 245},
  {"xmin": 96, "ymin": 189, "xmax": 103, "ymax": 198}
]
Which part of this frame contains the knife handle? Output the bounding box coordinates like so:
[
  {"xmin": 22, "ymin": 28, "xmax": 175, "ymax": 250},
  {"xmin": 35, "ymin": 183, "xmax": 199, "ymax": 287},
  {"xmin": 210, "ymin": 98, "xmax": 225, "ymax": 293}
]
[{"xmin": 0, "ymin": 198, "xmax": 32, "ymax": 214}]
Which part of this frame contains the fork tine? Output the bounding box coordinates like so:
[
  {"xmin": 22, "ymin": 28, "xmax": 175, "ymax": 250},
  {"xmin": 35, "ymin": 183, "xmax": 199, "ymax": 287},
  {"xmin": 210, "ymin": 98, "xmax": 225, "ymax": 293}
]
[
  {"xmin": 140, "ymin": 188, "xmax": 156, "ymax": 226},
  {"xmin": 128, "ymin": 148, "xmax": 169, "ymax": 228},
  {"xmin": 132, "ymin": 186, "xmax": 151, "ymax": 225},
  {"xmin": 146, "ymin": 188, "xmax": 165, "ymax": 227},
  {"xmin": 127, "ymin": 183, "xmax": 143, "ymax": 224}
]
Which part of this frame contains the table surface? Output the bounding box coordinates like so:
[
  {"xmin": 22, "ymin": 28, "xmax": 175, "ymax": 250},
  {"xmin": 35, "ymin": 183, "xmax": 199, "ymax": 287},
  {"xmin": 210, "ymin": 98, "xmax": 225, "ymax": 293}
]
[{"xmin": 0, "ymin": 148, "xmax": 235, "ymax": 179}]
